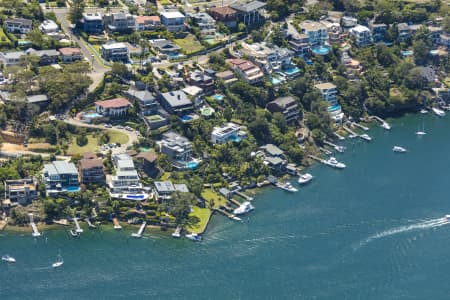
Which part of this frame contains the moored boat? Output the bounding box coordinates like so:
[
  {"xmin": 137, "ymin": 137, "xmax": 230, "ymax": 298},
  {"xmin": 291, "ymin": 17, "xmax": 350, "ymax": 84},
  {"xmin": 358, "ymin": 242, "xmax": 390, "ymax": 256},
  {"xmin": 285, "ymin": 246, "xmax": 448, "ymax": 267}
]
[
  {"xmin": 432, "ymin": 107, "xmax": 445, "ymax": 117},
  {"xmin": 324, "ymin": 157, "xmax": 346, "ymax": 169},
  {"xmin": 277, "ymin": 182, "xmax": 298, "ymax": 192},
  {"xmin": 420, "ymin": 109, "xmax": 428, "ymax": 114},
  {"xmin": 360, "ymin": 134, "xmax": 372, "ymax": 141},
  {"xmin": 233, "ymin": 201, "xmax": 254, "ymax": 215},
  {"xmin": 2, "ymin": 255, "xmax": 16, "ymax": 263},
  {"xmin": 445, "ymin": 215, "xmax": 450, "ymax": 221},
  {"xmin": 52, "ymin": 252, "xmax": 64, "ymax": 268},
  {"xmin": 381, "ymin": 122, "xmax": 391, "ymax": 130},
  {"xmin": 392, "ymin": 146, "xmax": 407, "ymax": 153},
  {"xmin": 69, "ymin": 229, "xmax": 79, "ymax": 238},
  {"xmin": 185, "ymin": 233, "xmax": 202, "ymax": 242},
  {"xmin": 298, "ymin": 173, "xmax": 313, "ymax": 184}
]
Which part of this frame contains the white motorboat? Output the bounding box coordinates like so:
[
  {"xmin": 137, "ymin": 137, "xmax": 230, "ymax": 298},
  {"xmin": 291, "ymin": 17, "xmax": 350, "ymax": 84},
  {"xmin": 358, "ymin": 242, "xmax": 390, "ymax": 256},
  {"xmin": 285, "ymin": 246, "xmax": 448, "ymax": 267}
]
[
  {"xmin": 298, "ymin": 173, "xmax": 313, "ymax": 184},
  {"xmin": 392, "ymin": 146, "xmax": 407, "ymax": 153},
  {"xmin": 415, "ymin": 122, "xmax": 426, "ymax": 136},
  {"xmin": 185, "ymin": 233, "xmax": 202, "ymax": 242},
  {"xmin": 324, "ymin": 157, "xmax": 346, "ymax": 169},
  {"xmin": 432, "ymin": 107, "xmax": 446, "ymax": 117},
  {"xmin": 278, "ymin": 182, "xmax": 298, "ymax": 192},
  {"xmin": 445, "ymin": 215, "xmax": 450, "ymax": 221},
  {"xmin": 360, "ymin": 134, "xmax": 372, "ymax": 141},
  {"xmin": 69, "ymin": 229, "xmax": 79, "ymax": 238},
  {"xmin": 381, "ymin": 122, "xmax": 391, "ymax": 130},
  {"xmin": 334, "ymin": 145, "xmax": 345, "ymax": 153},
  {"xmin": 52, "ymin": 252, "xmax": 64, "ymax": 268},
  {"xmin": 231, "ymin": 215, "xmax": 242, "ymax": 221},
  {"xmin": 233, "ymin": 201, "xmax": 255, "ymax": 215},
  {"xmin": 2, "ymin": 255, "xmax": 16, "ymax": 263},
  {"xmin": 420, "ymin": 109, "xmax": 428, "ymax": 114}
]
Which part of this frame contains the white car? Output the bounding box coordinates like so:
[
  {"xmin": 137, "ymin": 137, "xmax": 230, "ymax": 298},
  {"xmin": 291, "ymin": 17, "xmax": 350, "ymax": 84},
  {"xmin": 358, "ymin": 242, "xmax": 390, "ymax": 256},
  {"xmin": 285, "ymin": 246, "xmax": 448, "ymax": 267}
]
[
  {"xmin": 104, "ymin": 123, "xmax": 112, "ymax": 128},
  {"xmin": 125, "ymin": 126, "xmax": 133, "ymax": 131}
]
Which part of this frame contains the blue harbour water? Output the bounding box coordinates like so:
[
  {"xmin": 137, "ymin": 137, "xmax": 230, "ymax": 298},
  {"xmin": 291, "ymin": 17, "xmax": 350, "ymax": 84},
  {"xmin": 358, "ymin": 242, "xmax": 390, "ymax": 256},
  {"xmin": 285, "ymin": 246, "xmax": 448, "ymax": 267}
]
[{"xmin": 2, "ymin": 114, "xmax": 450, "ymax": 299}]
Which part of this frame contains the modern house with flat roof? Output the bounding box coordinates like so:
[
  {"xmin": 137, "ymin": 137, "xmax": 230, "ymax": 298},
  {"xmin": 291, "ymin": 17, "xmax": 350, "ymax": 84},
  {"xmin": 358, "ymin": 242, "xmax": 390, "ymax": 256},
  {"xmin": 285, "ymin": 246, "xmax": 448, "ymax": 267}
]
[
  {"xmin": 158, "ymin": 132, "xmax": 195, "ymax": 169},
  {"xmin": 208, "ymin": 6, "xmax": 238, "ymax": 28},
  {"xmin": 287, "ymin": 22, "xmax": 310, "ymax": 57},
  {"xmin": 103, "ymin": 12, "xmax": 135, "ymax": 32},
  {"xmin": 349, "ymin": 25, "xmax": 372, "ymax": 47},
  {"xmin": 314, "ymin": 82, "xmax": 344, "ymax": 122},
  {"xmin": 188, "ymin": 12, "xmax": 216, "ymax": 39},
  {"xmin": 5, "ymin": 178, "xmax": 38, "ymax": 205},
  {"xmin": 397, "ymin": 23, "xmax": 411, "ymax": 42},
  {"xmin": 101, "ymin": 42, "xmax": 129, "ymax": 61},
  {"xmin": 81, "ymin": 13, "xmax": 103, "ymax": 34},
  {"xmin": 266, "ymin": 96, "xmax": 300, "ymax": 123},
  {"xmin": 39, "ymin": 20, "xmax": 59, "ymax": 34},
  {"xmin": 160, "ymin": 11, "xmax": 186, "ymax": 32},
  {"xmin": 42, "ymin": 161, "xmax": 79, "ymax": 194},
  {"xmin": 4, "ymin": 18, "xmax": 32, "ymax": 34},
  {"xmin": 211, "ymin": 122, "xmax": 245, "ymax": 144},
  {"xmin": 215, "ymin": 70, "xmax": 237, "ymax": 85},
  {"xmin": 240, "ymin": 42, "xmax": 295, "ymax": 74},
  {"xmin": 108, "ymin": 154, "xmax": 146, "ymax": 199},
  {"xmin": 230, "ymin": 1, "xmax": 266, "ymax": 26},
  {"xmin": 153, "ymin": 181, "xmax": 189, "ymax": 200},
  {"xmin": 259, "ymin": 144, "xmax": 287, "ymax": 173},
  {"xmin": 78, "ymin": 156, "xmax": 105, "ymax": 184},
  {"xmin": 227, "ymin": 58, "xmax": 264, "ymax": 84},
  {"xmin": 135, "ymin": 16, "xmax": 160, "ymax": 31},
  {"xmin": 59, "ymin": 47, "xmax": 82, "ymax": 63},
  {"xmin": 95, "ymin": 98, "xmax": 132, "ymax": 117},
  {"xmin": 299, "ymin": 21, "xmax": 328, "ymax": 48},
  {"xmin": 158, "ymin": 90, "xmax": 193, "ymax": 115}
]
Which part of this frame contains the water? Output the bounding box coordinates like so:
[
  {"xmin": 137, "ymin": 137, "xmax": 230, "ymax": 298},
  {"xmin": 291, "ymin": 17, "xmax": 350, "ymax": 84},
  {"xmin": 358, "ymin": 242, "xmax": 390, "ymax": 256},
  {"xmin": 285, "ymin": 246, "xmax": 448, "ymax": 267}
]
[
  {"xmin": 312, "ymin": 45, "xmax": 331, "ymax": 55},
  {"xmin": 2, "ymin": 114, "xmax": 450, "ymax": 299}
]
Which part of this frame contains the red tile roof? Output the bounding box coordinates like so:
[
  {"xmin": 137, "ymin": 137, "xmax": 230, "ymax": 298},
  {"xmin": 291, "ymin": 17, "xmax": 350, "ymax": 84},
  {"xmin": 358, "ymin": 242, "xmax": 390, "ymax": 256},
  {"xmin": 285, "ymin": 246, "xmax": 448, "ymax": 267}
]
[
  {"xmin": 227, "ymin": 59, "xmax": 258, "ymax": 72},
  {"xmin": 95, "ymin": 98, "xmax": 132, "ymax": 109},
  {"xmin": 209, "ymin": 6, "xmax": 237, "ymax": 16},
  {"xmin": 58, "ymin": 47, "xmax": 81, "ymax": 56},
  {"xmin": 135, "ymin": 15, "xmax": 160, "ymax": 24}
]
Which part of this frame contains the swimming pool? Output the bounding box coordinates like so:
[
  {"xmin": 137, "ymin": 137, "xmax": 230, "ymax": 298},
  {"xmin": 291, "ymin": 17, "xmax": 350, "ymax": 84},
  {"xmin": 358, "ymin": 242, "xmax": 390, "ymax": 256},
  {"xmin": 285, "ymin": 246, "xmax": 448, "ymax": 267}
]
[
  {"xmin": 312, "ymin": 45, "xmax": 330, "ymax": 55},
  {"xmin": 283, "ymin": 66, "xmax": 301, "ymax": 76},
  {"xmin": 84, "ymin": 113, "xmax": 102, "ymax": 119},
  {"xmin": 271, "ymin": 77, "xmax": 282, "ymax": 85},
  {"xmin": 126, "ymin": 194, "xmax": 146, "ymax": 200},
  {"xmin": 229, "ymin": 136, "xmax": 242, "ymax": 143},
  {"xmin": 327, "ymin": 104, "xmax": 342, "ymax": 112},
  {"xmin": 213, "ymin": 94, "xmax": 224, "ymax": 101},
  {"xmin": 180, "ymin": 115, "xmax": 193, "ymax": 121},
  {"xmin": 402, "ymin": 50, "xmax": 413, "ymax": 56},
  {"xmin": 186, "ymin": 162, "xmax": 198, "ymax": 169},
  {"xmin": 66, "ymin": 186, "xmax": 80, "ymax": 192}
]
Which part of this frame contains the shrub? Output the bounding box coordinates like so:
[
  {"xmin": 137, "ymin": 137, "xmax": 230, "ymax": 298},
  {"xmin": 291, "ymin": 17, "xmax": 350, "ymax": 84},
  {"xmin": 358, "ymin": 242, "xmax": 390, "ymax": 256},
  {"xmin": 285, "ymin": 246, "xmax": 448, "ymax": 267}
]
[{"xmin": 76, "ymin": 135, "xmax": 88, "ymax": 146}]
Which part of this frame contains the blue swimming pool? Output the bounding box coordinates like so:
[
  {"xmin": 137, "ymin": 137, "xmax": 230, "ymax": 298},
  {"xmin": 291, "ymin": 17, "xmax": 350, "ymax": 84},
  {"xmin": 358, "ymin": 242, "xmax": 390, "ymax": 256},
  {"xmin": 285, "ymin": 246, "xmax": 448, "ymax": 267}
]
[
  {"xmin": 312, "ymin": 45, "xmax": 330, "ymax": 55},
  {"xmin": 126, "ymin": 194, "xmax": 145, "ymax": 200},
  {"xmin": 283, "ymin": 66, "xmax": 300, "ymax": 76},
  {"xmin": 186, "ymin": 162, "xmax": 198, "ymax": 169},
  {"xmin": 229, "ymin": 136, "xmax": 242, "ymax": 143},
  {"xmin": 327, "ymin": 104, "xmax": 342, "ymax": 112},
  {"xmin": 84, "ymin": 113, "xmax": 102, "ymax": 119},
  {"xmin": 180, "ymin": 115, "xmax": 193, "ymax": 121},
  {"xmin": 271, "ymin": 77, "xmax": 282, "ymax": 85},
  {"xmin": 66, "ymin": 186, "xmax": 80, "ymax": 192},
  {"xmin": 213, "ymin": 94, "xmax": 224, "ymax": 101}
]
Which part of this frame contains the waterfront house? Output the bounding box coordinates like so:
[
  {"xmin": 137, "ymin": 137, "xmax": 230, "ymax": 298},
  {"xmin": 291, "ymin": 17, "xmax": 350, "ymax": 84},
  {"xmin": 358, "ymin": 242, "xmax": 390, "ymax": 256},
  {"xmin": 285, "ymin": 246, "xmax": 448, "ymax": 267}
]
[
  {"xmin": 299, "ymin": 21, "xmax": 328, "ymax": 48},
  {"xmin": 5, "ymin": 178, "xmax": 38, "ymax": 205},
  {"xmin": 158, "ymin": 90, "xmax": 193, "ymax": 115},
  {"xmin": 58, "ymin": 47, "xmax": 82, "ymax": 63},
  {"xmin": 95, "ymin": 98, "xmax": 132, "ymax": 117},
  {"xmin": 188, "ymin": 12, "xmax": 216, "ymax": 39},
  {"xmin": 135, "ymin": 16, "xmax": 160, "ymax": 31},
  {"xmin": 4, "ymin": 18, "xmax": 32, "ymax": 34},
  {"xmin": 124, "ymin": 87, "xmax": 158, "ymax": 116},
  {"xmin": 0, "ymin": 51, "xmax": 25, "ymax": 67},
  {"xmin": 149, "ymin": 39, "xmax": 181, "ymax": 58},
  {"xmin": 160, "ymin": 11, "xmax": 186, "ymax": 32},
  {"xmin": 108, "ymin": 153, "xmax": 142, "ymax": 195},
  {"xmin": 227, "ymin": 58, "xmax": 264, "ymax": 84},
  {"xmin": 259, "ymin": 144, "xmax": 287, "ymax": 173},
  {"xmin": 81, "ymin": 13, "xmax": 103, "ymax": 34},
  {"xmin": 314, "ymin": 82, "xmax": 344, "ymax": 122},
  {"xmin": 136, "ymin": 151, "xmax": 158, "ymax": 177},
  {"xmin": 42, "ymin": 161, "xmax": 79, "ymax": 194},
  {"xmin": 369, "ymin": 23, "xmax": 387, "ymax": 43},
  {"xmin": 349, "ymin": 25, "xmax": 372, "ymax": 47},
  {"xmin": 230, "ymin": 1, "xmax": 266, "ymax": 26},
  {"xmin": 78, "ymin": 154, "xmax": 105, "ymax": 184},
  {"xmin": 208, "ymin": 6, "xmax": 238, "ymax": 28},
  {"xmin": 157, "ymin": 132, "xmax": 193, "ymax": 168},
  {"xmin": 154, "ymin": 181, "xmax": 189, "ymax": 200},
  {"xmin": 211, "ymin": 122, "xmax": 244, "ymax": 144},
  {"xmin": 101, "ymin": 42, "xmax": 129, "ymax": 61},
  {"xmin": 103, "ymin": 12, "xmax": 135, "ymax": 33},
  {"xmin": 39, "ymin": 20, "xmax": 59, "ymax": 34},
  {"xmin": 215, "ymin": 70, "xmax": 237, "ymax": 85},
  {"xmin": 266, "ymin": 96, "xmax": 300, "ymax": 123}
]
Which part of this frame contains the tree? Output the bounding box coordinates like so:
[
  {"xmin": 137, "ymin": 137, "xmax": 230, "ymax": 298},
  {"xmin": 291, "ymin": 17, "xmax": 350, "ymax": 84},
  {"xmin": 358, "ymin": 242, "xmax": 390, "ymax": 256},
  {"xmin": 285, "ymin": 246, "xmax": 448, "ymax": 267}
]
[
  {"xmin": 111, "ymin": 62, "xmax": 129, "ymax": 78},
  {"xmin": 69, "ymin": 0, "xmax": 85, "ymax": 24},
  {"xmin": 159, "ymin": 191, "xmax": 196, "ymax": 225},
  {"xmin": 76, "ymin": 135, "xmax": 88, "ymax": 146}
]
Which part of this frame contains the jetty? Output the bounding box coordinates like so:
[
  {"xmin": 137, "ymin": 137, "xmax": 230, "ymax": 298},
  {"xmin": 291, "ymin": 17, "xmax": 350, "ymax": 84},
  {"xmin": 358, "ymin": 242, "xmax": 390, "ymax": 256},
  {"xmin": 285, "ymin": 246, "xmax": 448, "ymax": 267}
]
[
  {"xmin": 370, "ymin": 116, "xmax": 391, "ymax": 130},
  {"xmin": 85, "ymin": 218, "xmax": 97, "ymax": 229},
  {"xmin": 229, "ymin": 198, "xmax": 242, "ymax": 207},
  {"xmin": 73, "ymin": 218, "xmax": 83, "ymax": 233},
  {"xmin": 343, "ymin": 126, "xmax": 358, "ymax": 138},
  {"xmin": 351, "ymin": 122, "xmax": 369, "ymax": 131},
  {"xmin": 53, "ymin": 219, "xmax": 68, "ymax": 226},
  {"xmin": 333, "ymin": 132, "xmax": 345, "ymax": 140},
  {"xmin": 235, "ymin": 191, "xmax": 253, "ymax": 201},
  {"xmin": 112, "ymin": 218, "xmax": 122, "ymax": 230},
  {"xmin": 29, "ymin": 213, "xmax": 41, "ymax": 237},
  {"xmin": 319, "ymin": 147, "xmax": 332, "ymax": 155},
  {"xmin": 216, "ymin": 208, "xmax": 241, "ymax": 221},
  {"xmin": 172, "ymin": 226, "xmax": 182, "ymax": 238},
  {"xmin": 0, "ymin": 219, "xmax": 7, "ymax": 231},
  {"xmin": 131, "ymin": 221, "xmax": 147, "ymax": 238},
  {"xmin": 324, "ymin": 140, "xmax": 345, "ymax": 153}
]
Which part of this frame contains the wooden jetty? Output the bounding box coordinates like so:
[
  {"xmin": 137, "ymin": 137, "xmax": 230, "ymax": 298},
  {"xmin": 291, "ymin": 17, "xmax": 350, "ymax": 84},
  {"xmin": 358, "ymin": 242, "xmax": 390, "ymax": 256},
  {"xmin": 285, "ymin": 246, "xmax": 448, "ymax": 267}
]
[
  {"xmin": 85, "ymin": 218, "xmax": 97, "ymax": 229},
  {"xmin": 333, "ymin": 132, "xmax": 345, "ymax": 140},
  {"xmin": 73, "ymin": 218, "xmax": 83, "ymax": 233},
  {"xmin": 324, "ymin": 140, "xmax": 345, "ymax": 153},
  {"xmin": 131, "ymin": 221, "xmax": 147, "ymax": 238},
  {"xmin": 53, "ymin": 219, "xmax": 69, "ymax": 226},
  {"xmin": 369, "ymin": 116, "xmax": 391, "ymax": 130},
  {"xmin": 172, "ymin": 226, "xmax": 182, "ymax": 238},
  {"xmin": 235, "ymin": 191, "xmax": 253, "ymax": 201},
  {"xmin": 113, "ymin": 218, "xmax": 122, "ymax": 230},
  {"xmin": 352, "ymin": 122, "xmax": 369, "ymax": 131},
  {"xmin": 343, "ymin": 126, "xmax": 358, "ymax": 137},
  {"xmin": 229, "ymin": 198, "xmax": 242, "ymax": 207},
  {"xmin": 29, "ymin": 213, "xmax": 41, "ymax": 238},
  {"xmin": 215, "ymin": 208, "xmax": 241, "ymax": 221},
  {"xmin": 319, "ymin": 147, "xmax": 332, "ymax": 155}
]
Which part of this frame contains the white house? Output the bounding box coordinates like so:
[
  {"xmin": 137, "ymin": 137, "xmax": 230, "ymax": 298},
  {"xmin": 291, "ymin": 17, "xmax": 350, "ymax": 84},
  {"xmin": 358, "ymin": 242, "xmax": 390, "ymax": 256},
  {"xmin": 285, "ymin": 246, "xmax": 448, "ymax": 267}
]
[
  {"xmin": 211, "ymin": 122, "xmax": 244, "ymax": 144},
  {"xmin": 95, "ymin": 98, "xmax": 132, "ymax": 117},
  {"xmin": 39, "ymin": 20, "xmax": 59, "ymax": 34},
  {"xmin": 160, "ymin": 11, "xmax": 186, "ymax": 32}
]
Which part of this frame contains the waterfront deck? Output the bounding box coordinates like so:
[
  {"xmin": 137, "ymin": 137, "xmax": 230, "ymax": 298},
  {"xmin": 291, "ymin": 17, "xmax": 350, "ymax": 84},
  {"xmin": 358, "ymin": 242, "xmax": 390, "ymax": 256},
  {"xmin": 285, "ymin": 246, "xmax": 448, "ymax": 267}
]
[
  {"xmin": 85, "ymin": 218, "xmax": 97, "ymax": 229},
  {"xmin": 113, "ymin": 218, "xmax": 122, "ymax": 230},
  {"xmin": 215, "ymin": 208, "xmax": 242, "ymax": 221},
  {"xmin": 29, "ymin": 213, "xmax": 41, "ymax": 237},
  {"xmin": 73, "ymin": 218, "xmax": 83, "ymax": 234},
  {"xmin": 235, "ymin": 191, "xmax": 253, "ymax": 201},
  {"xmin": 131, "ymin": 221, "xmax": 147, "ymax": 238}
]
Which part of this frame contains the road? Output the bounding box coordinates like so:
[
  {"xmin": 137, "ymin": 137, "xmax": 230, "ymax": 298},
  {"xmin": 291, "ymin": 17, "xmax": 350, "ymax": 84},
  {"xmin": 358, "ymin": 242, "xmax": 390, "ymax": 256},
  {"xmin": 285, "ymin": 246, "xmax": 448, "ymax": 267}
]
[{"xmin": 64, "ymin": 117, "xmax": 139, "ymax": 154}]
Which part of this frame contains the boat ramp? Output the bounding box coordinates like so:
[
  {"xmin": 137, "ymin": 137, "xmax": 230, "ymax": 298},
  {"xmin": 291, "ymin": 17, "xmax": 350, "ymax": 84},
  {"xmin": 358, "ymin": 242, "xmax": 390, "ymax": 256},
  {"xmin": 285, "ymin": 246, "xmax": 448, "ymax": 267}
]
[
  {"xmin": 29, "ymin": 213, "xmax": 41, "ymax": 237},
  {"xmin": 131, "ymin": 221, "xmax": 147, "ymax": 238}
]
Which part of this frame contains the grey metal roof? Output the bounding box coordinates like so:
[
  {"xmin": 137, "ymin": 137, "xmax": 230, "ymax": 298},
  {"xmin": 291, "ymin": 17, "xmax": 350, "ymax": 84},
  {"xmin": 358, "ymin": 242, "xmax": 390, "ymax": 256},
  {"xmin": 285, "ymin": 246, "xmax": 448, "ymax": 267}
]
[
  {"xmin": 45, "ymin": 161, "xmax": 78, "ymax": 175},
  {"xmin": 231, "ymin": 1, "xmax": 266, "ymax": 13},
  {"xmin": 5, "ymin": 18, "xmax": 32, "ymax": 26},
  {"xmin": 126, "ymin": 88, "xmax": 155, "ymax": 102},
  {"xmin": 154, "ymin": 181, "xmax": 175, "ymax": 193},
  {"xmin": 1, "ymin": 51, "xmax": 25, "ymax": 60},
  {"xmin": 268, "ymin": 96, "xmax": 296, "ymax": 108},
  {"xmin": 159, "ymin": 90, "xmax": 192, "ymax": 108},
  {"xmin": 261, "ymin": 144, "xmax": 284, "ymax": 156},
  {"xmin": 174, "ymin": 184, "xmax": 189, "ymax": 193},
  {"xmin": 27, "ymin": 94, "xmax": 49, "ymax": 103}
]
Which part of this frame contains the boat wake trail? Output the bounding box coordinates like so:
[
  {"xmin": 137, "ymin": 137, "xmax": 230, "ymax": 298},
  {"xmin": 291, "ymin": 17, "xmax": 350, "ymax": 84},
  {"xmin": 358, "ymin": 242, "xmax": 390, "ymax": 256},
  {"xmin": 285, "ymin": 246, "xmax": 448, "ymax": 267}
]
[{"xmin": 354, "ymin": 218, "xmax": 449, "ymax": 251}]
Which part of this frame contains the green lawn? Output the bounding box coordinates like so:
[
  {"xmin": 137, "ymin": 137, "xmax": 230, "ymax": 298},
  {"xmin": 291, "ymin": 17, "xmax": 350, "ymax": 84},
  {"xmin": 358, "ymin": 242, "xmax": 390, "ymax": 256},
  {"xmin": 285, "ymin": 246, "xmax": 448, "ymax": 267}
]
[
  {"xmin": 0, "ymin": 28, "xmax": 11, "ymax": 47},
  {"xmin": 188, "ymin": 206, "xmax": 211, "ymax": 234},
  {"xmin": 201, "ymin": 189, "xmax": 228, "ymax": 209},
  {"xmin": 67, "ymin": 131, "xmax": 128, "ymax": 155},
  {"xmin": 173, "ymin": 34, "xmax": 204, "ymax": 55}
]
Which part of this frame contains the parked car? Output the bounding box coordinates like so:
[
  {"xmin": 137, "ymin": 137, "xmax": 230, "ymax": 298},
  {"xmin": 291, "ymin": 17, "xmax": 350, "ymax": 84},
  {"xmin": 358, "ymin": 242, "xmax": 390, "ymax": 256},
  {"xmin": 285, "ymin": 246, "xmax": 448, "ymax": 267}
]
[
  {"xmin": 104, "ymin": 123, "xmax": 112, "ymax": 128},
  {"xmin": 116, "ymin": 125, "xmax": 124, "ymax": 129},
  {"xmin": 125, "ymin": 126, "xmax": 133, "ymax": 131}
]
